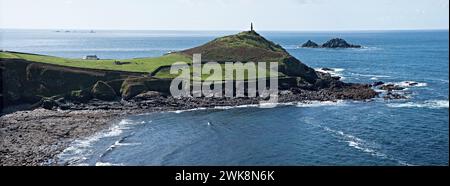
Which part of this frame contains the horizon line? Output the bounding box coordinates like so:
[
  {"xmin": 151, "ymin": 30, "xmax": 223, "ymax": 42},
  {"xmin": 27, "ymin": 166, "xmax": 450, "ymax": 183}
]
[{"xmin": 1, "ymin": 27, "xmax": 449, "ymax": 33}]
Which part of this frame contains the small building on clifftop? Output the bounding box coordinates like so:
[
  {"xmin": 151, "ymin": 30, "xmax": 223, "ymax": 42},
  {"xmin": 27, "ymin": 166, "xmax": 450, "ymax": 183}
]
[{"xmin": 84, "ymin": 55, "xmax": 99, "ymax": 60}]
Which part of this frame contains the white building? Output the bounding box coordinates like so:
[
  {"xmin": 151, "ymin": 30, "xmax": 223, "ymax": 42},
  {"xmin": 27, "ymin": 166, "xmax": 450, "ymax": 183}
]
[{"xmin": 84, "ymin": 55, "xmax": 99, "ymax": 60}]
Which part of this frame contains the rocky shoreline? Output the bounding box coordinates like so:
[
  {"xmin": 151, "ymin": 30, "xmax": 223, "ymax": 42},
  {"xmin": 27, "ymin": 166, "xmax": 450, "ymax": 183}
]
[
  {"xmin": 0, "ymin": 31, "xmax": 381, "ymax": 166},
  {"xmin": 0, "ymin": 83, "xmax": 378, "ymax": 166}
]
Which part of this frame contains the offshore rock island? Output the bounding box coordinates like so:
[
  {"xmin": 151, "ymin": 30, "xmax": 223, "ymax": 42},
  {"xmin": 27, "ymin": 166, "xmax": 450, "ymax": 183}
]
[
  {"xmin": 301, "ymin": 38, "xmax": 362, "ymax": 48},
  {"xmin": 0, "ymin": 30, "xmax": 378, "ymax": 165}
]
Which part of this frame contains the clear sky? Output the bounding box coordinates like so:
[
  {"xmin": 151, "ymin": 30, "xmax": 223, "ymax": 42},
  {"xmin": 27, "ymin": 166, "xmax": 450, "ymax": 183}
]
[{"xmin": 0, "ymin": 0, "xmax": 448, "ymax": 31}]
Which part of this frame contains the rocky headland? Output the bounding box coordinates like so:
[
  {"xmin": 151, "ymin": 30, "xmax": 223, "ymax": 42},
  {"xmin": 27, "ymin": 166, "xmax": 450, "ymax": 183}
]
[{"xmin": 1, "ymin": 31, "xmax": 379, "ymax": 165}]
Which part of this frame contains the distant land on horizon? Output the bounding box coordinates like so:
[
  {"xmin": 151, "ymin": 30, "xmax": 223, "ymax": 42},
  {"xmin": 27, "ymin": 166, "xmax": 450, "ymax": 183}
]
[{"xmin": 0, "ymin": 27, "xmax": 449, "ymax": 32}]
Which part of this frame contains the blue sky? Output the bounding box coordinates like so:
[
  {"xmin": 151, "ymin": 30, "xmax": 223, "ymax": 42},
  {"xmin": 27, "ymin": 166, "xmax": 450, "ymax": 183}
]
[{"xmin": 0, "ymin": 0, "xmax": 448, "ymax": 30}]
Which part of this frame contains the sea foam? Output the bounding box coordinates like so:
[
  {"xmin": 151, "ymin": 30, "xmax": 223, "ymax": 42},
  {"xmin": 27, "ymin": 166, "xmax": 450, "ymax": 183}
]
[
  {"xmin": 387, "ymin": 100, "xmax": 449, "ymax": 109},
  {"xmin": 319, "ymin": 125, "xmax": 413, "ymax": 166},
  {"xmin": 57, "ymin": 119, "xmax": 144, "ymax": 165},
  {"xmin": 315, "ymin": 68, "xmax": 345, "ymax": 79},
  {"xmin": 395, "ymin": 81, "xmax": 428, "ymax": 88},
  {"xmin": 95, "ymin": 162, "xmax": 124, "ymax": 166},
  {"xmin": 296, "ymin": 100, "xmax": 347, "ymax": 108}
]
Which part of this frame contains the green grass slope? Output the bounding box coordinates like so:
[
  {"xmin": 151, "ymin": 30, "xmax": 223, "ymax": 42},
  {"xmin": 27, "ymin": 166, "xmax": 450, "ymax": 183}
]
[
  {"xmin": 179, "ymin": 30, "xmax": 318, "ymax": 82},
  {"xmin": 179, "ymin": 30, "xmax": 289, "ymax": 62},
  {"xmin": 0, "ymin": 51, "xmax": 191, "ymax": 73}
]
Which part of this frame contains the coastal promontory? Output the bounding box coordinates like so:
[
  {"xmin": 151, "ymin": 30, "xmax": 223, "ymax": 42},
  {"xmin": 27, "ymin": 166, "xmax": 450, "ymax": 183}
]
[{"xmin": 0, "ymin": 30, "xmax": 378, "ymax": 165}]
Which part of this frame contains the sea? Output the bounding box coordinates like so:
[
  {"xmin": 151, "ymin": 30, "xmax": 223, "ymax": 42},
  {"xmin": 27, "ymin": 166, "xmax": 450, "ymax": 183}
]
[{"xmin": 1, "ymin": 29, "xmax": 448, "ymax": 166}]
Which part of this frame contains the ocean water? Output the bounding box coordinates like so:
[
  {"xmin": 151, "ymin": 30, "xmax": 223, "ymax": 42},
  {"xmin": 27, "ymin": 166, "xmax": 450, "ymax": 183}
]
[{"xmin": 1, "ymin": 29, "xmax": 448, "ymax": 166}]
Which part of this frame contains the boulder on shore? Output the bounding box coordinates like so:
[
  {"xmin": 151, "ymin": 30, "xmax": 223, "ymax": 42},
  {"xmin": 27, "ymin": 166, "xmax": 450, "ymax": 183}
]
[
  {"xmin": 379, "ymin": 84, "xmax": 405, "ymax": 91},
  {"xmin": 321, "ymin": 67, "xmax": 334, "ymax": 72},
  {"xmin": 68, "ymin": 89, "xmax": 92, "ymax": 103},
  {"xmin": 120, "ymin": 78, "xmax": 149, "ymax": 100},
  {"xmin": 91, "ymin": 81, "xmax": 117, "ymax": 101},
  {"xmin": 41, "ymin": 98, "xmax": 58, "ymax": 110},
  {"xmin": 133, "ymin": 91, "xmax": 162, "ymax": 101},
  {"xmin": 372, "ymin": 81, "xmax": 385, "ymax": 87},
  {"xmin": 383, "ymin": 92, "xmax": 407, "ymax": 100}
]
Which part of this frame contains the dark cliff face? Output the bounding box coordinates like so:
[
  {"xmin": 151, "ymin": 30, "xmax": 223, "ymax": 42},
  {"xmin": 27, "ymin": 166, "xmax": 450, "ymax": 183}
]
[
  {"xmin": 180, "ymin": 31, "xmax": 319, "ymax": 83},
  {"xmin": 0, "ymin": 59, "xmax": 141, "ymax": 106}
]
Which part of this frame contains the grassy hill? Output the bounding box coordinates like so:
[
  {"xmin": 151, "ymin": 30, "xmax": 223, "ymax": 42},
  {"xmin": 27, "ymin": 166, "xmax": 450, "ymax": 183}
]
[
  {"xmin": 179, "ymin": 30, "xmax": 289, "ymax": 62},
  {"xmin": 179, "ymin": 30, "xmax": 318, "ymax": 82}
]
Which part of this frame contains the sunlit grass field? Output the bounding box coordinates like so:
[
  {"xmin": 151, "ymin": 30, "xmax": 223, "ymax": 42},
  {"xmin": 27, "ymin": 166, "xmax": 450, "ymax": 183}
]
[
  {"xmin": 1, "ymin": 51, "xmax": 282, "ymax": 81},
  {"xmin": 0, "ymin": 51, "xmax": 192, "ymax": 73}
]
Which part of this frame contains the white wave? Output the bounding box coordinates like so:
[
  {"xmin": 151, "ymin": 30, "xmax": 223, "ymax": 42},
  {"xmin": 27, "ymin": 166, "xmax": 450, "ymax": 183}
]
[
  {"xmin": 214, "ymin": 104, "xmax": 257, "ymax": 110},
  {"xmin": 168, "ymin": 103, "xmax": 290, "ymax": 114},
  {"xmin": 378, "ymin": 81, "xmax": 427, "ymax": 89},
  {"xmin": 112, "ymin": 140, "xmax": 141, "ymax": 147},
  {"xmin": 169, "ymin": 102, "xmax": 295, "ymax": 112},
  {"xmin": 350, "ymin": 72, "xmax": 391, "ymax": 79},
  {"xmin": 57, "ymin": 119, "xmax": 142, "ymax": 165},
  {"xmin": 387, "ymin": 100, "xmax": 449, "ymax": 109},
  {"xmin": 164, "ymin": 99, "xmax": 351, "ymax": 114},
  {"xmin": 395, "ymin": 81, "xmax": 427, "ymax": 88},
  {"xmin": 75, "ymin": 163, "xmax": 90, "ymax": 166},
  {"xmin": 95, "ymin": 162, "xmax": 124, "ymax": 166},
  {"xmin": 320, "ymin": 125, "xmax": 412, "ymax": 166},
  {"xmin": 103, "ymin": 123, "xmax": 129, "ymax": 137},
  {"xmin": 355, "ymin": 46, "xmax": 382, "ymax": 51},
  {"xmin": 296, "ymin": 100, "xmax": 347, "ymax": 108},
  {"xmin": 169, "ymin": 104, "xmax": 260, "ymax": 113},
  {"xmin": 374, "ymin": 89, "xmax": 387, "ymax": 93},
  {"xmin": 169, "ymin": 107, "xmax": 208, "ymax": 114},
  {"xmin": 59, "ymin": 123, "xmax": 126, "ymax": 164},
  {"xmin": 169, "ymin": 100, "xmax": 345, "ymax": 113},
  {"xmin": 315, "ymin": 68, "xmax": 344, "ymax": 74},
  {"xmin": 333, "ymin": 68, "xmax": 345, "ymax": 72},
  {"xmin": 214, "ymin": 102, "xmax": 295, "ymax": 110},
  {"xmin": 315, "ymin": 68, "xmax": 346, "ymax": 80},
  {"xmin": 99, "ymin": 136, "xmax": 141, "ymax": 159}
]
